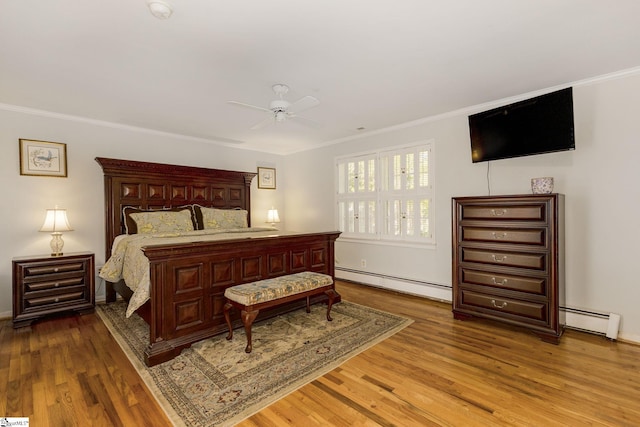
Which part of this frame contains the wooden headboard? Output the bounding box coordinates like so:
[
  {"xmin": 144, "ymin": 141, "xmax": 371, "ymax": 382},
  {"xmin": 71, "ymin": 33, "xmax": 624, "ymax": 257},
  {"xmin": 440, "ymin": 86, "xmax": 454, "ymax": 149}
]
[{"xmin": 95, "ymin": 157, "xmax": 256, "ymax": 259}]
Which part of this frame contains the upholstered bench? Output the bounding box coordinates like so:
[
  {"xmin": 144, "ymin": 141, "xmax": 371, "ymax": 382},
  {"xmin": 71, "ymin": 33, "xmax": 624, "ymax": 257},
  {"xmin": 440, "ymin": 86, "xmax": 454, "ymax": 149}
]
[{"xmin": 223, "ymin": 271, "xmax": 338, "ymax": 353}]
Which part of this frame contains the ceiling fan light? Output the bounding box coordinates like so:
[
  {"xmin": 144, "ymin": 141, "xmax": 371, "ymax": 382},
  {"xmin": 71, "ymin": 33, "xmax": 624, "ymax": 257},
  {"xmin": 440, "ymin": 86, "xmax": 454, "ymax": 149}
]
[
  {"xmin": 147, "ymin": 0, "xmax": 173, "ymax": 19},
  {"xmin": 275, "ymin": 111, "xmax": 287, "ymax": 122}
]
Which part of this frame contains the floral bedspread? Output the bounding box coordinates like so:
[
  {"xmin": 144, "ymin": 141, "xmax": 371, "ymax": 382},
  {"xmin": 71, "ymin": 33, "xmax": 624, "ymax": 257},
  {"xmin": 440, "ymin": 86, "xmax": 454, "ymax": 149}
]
[{"xmin": 99, "ymin": 228, "xmax": 279, "ymax": 317}]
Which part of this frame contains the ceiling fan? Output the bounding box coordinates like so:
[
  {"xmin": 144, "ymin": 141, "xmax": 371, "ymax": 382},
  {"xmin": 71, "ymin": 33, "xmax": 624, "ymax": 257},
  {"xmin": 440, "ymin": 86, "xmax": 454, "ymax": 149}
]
[{"xmin": 228, "ymin": 84, "xmax": 320, "ymax": 130}]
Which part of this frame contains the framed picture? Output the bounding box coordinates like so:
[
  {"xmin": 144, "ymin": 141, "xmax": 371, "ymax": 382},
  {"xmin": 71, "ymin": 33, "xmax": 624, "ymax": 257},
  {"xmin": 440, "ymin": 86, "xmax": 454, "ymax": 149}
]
[
  {"xmin": 19, "ymin": 139, "xmax": 68, "ymax": 177},
  {"xmin": 257, "ymin": 167, "xmax": 276, "ymax": 189}
]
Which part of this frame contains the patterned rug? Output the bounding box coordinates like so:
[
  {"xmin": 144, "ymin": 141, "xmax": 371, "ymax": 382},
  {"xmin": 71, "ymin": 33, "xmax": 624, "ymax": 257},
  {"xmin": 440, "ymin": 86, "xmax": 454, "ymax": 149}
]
[{"xmin": 96, "ymin": 300, "xmax": 412, "ymax": 426}]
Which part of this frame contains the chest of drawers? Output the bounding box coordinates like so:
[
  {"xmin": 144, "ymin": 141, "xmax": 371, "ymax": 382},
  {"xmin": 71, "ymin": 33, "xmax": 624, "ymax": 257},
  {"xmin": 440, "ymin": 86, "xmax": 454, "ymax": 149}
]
[
  {"xmin": 452, "ymin": 194, "xmax": 565, "ymax": 343},
  {"xmin": 12, "ymin": 252, "xmax": 95, "ymax": 328}
]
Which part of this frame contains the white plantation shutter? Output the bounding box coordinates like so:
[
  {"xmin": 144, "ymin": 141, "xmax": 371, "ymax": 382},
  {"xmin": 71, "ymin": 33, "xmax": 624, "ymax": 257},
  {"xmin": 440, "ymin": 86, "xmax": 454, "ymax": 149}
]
[{"xmin": 336, "ymin": 142, "xmax": 433, "ymax": 244}]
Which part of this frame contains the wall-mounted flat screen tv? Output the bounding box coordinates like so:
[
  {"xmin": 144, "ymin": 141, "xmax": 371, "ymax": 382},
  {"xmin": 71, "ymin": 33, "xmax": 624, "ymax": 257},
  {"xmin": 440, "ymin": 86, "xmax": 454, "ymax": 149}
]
[{"xmin": 468, "ymin": 87, "xmax": 575, "ymax": 163}]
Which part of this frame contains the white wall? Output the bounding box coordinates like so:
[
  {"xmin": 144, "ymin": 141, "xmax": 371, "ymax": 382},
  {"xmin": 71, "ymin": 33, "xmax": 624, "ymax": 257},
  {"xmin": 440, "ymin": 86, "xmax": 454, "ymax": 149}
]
[
  {"xmin": 284, "ymin": 71, "xmax": 640, "ymax": 343},
  {"xmin": 0, "ymin": 110, "xmax": 285, "ymax": 316}
]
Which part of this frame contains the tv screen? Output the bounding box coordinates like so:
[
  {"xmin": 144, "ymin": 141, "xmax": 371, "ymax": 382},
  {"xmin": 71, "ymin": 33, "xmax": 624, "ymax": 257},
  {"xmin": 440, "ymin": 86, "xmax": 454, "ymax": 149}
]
[{"xmin": 468, "ymin": 87, "xmax": 575, "ymax": 163}]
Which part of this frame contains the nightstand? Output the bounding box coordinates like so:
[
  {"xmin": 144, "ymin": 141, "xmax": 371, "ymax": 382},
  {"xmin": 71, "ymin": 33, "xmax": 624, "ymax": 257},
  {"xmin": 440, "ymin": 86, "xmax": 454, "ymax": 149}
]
[{"xmin": 12, "ymin": 251, "xmax": 95, "ymax": 328}]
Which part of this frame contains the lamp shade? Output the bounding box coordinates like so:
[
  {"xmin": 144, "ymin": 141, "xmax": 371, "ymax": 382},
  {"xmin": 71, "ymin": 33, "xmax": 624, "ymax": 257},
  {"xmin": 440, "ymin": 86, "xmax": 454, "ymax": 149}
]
[
  {"xmin": 267, "ymin": 208, "xmax": 280, "ymax": 224},
  {"xmin": 40, "ymin": 208, "xmax": 73, "ymax": 232}
]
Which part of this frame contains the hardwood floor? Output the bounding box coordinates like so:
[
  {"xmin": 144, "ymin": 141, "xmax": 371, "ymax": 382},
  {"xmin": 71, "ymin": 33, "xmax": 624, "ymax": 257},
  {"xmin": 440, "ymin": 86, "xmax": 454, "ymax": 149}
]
[
  {"xmin": 0, "ymin": 306, "xmax": 171, "ymax": 427},
  {"xmin": 2, "ymin": 280, "xmax": 639, "ymax": 426}
]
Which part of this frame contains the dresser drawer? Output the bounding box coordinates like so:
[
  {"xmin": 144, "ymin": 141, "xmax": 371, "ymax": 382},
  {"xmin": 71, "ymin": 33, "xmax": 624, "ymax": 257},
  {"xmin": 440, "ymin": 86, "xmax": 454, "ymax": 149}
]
[
  {"xmin": 460, "ymin": 203, "xmax": 547, "ymax": 222},
  {"xmin": 460, "ymin": 227, "xmax": 546, "ymax": 246},
  {"xmin": 460, "ymin": 268, "xmax": 546, "ymax": 295},
  {"xmin": 24, "ymin": 261, "xmax": 86, "ymax": 277},
  {"xmin": 460, "ymin": 247, "xmax": 546, "ymax": 271},
  {"xmin": 458, "ymin": 288, "xmax": 548, "ymax": 323}
]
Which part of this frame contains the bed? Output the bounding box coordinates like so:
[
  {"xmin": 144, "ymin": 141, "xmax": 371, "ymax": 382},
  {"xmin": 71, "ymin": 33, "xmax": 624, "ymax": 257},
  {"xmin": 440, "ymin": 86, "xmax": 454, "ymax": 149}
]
[{"xmin": 96, "ymin": 157, "xmax": 341, "ymax": 366}]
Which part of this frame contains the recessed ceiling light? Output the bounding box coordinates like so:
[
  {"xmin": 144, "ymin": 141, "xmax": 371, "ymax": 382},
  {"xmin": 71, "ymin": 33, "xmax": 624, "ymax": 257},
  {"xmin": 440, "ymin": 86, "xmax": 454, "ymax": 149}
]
[{"xmin": 147, "ymin": 0, "xmax": 173, "ymax": 19}]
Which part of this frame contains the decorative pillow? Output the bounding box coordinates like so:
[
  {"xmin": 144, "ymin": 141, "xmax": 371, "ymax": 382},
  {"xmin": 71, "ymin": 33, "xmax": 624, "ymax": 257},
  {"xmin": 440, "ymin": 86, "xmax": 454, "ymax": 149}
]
[
  {"xmin": 129, "ymin": 209, "xmax": 195, "ymax": 234},
  {"xmin": 194, "ymin": 206, "xmax": 248, "ymax": 230},
  {"xmin": 123, "ymin": 206, "xmax": 196, "ymax": 234}
]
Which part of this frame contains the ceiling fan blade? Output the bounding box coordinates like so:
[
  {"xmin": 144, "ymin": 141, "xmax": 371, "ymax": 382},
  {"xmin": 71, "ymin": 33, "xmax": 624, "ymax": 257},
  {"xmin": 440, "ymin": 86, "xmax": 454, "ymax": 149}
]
[
  {"xmin": 288, "ymin": 95, "xmax": 319, "ymax": 114},
  {"xmin": 250, "ymin": 115, "xmax": 275, "ymax": 130},
  {"xmin": 227, "ymin": 100, "xmax": 271, "ymax": 113},
  {"xmin": 289, "ymin": 114, "xmax": 322, "ymax": 129}
]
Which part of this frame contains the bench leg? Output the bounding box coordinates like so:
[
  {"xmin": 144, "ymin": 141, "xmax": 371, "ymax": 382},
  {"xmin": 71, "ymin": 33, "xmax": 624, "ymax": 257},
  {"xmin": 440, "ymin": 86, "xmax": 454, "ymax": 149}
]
[
  {"xmin": 241, "ymin": 309, "xmax": 259, "ymax": 353},
  {"xmin": 306, "ymin": 296, "xmax": 311, "ymax": 313},
  {"xmin": 224, "ymin": 302, "xmax": 234, "ymax": 340},
  {"xmin": 324, "ymin": 289, "xmax": 338, "ymax": 321}
]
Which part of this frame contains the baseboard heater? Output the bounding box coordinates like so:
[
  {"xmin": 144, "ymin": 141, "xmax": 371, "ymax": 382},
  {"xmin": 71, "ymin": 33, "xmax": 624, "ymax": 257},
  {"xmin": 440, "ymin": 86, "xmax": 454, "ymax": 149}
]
[
  {"xmin": 336, "ymin": 267, "xmax": 622, "ymax": 340},
  {"xmin": 335, "ymin": 267, "xmax": 452, "ymax": 302},
  {"xmin": 564, "ymin": 307, "xmax": 621, "ymax": 340}
]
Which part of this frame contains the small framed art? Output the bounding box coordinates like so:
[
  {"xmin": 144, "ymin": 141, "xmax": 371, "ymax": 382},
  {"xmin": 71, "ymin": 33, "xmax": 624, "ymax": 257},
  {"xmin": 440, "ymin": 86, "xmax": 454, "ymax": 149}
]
[
  {"xmin": 257, "ymin": 167, "xmax": 276, "ymax": 189},
  {"xmin": 19, "ymin": 139, "xmax": 68, "ymax": 177}
]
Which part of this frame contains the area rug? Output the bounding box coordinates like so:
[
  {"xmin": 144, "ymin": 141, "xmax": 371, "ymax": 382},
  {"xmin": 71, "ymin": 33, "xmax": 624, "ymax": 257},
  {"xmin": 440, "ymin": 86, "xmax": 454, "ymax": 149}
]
[{"xmin": 96, "ymin": 300, "xmax": 412, "ymax": 427}]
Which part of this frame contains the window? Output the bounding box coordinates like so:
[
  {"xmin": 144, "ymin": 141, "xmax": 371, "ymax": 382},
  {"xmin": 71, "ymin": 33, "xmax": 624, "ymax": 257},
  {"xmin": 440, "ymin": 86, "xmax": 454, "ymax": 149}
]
[{"xmin": 336, "ymin": 141, "xmax": 434, "ymax": 244}]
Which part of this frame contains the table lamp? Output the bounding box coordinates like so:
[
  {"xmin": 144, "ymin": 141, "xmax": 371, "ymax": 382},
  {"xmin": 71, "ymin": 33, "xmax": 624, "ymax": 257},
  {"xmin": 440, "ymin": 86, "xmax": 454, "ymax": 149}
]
[
  {"xmin": 267, "ymin": 207, "xmax": 281, "ymax": 228},
  {"xmin": 39, "ymin": 207, "xmax": 73, "ymax": 256}
]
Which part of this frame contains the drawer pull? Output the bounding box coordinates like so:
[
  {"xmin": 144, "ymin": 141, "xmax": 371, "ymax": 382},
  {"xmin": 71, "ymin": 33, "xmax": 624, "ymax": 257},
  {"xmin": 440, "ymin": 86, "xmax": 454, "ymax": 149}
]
[
  {"xmin": 491, "ymin": 299, "xmax": 508, "ymax": 309},
  {"xmin": 491, "ymin": 277, "xmax": 508, "ymax": 286},
  {"xmin": 54, "ymin": 297, "xmax": 59, "ymax": 303},
  {"xmin": 491, "ymin": 232, "xmax": 507, "ymax": 239},
  {"xmin": 491, "ymin": 254, "xmax": 508, "ymax": 262},
  {"xmin": 54, "ymin": 283, "xmax": 59, "ymax": 288},
  {"xmin": 490, "ymin": 209, "xmax": 507, "ymax": 216},
  {"xmin": 54, "ymin": 268, "xmax": 60, "ymax": 272}
]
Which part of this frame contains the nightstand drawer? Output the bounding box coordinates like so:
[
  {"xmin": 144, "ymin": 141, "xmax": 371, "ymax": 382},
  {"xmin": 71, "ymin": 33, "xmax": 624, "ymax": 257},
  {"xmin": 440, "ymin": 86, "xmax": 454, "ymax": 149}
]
[
  {"xmin": 24, "ymin": 261, "xmax": 86, "ymax": 277},
  {"xmin": 25, "ymin": 290, "xmax": 85, "ymax": 308},
  {"xmin": 25, "ymin": 276, "xmax": 85, "ymax": 292}
]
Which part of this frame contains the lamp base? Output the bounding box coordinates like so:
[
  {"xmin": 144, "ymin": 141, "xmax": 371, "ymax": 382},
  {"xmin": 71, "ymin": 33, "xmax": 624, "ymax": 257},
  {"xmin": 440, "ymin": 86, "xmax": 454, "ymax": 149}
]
[{"xmin": 50, "ymin": 232, "xmax": 65, "ymax": 257}]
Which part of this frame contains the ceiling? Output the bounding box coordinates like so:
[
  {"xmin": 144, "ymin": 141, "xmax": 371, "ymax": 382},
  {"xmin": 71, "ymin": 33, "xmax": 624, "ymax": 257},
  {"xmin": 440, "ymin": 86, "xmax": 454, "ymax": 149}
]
[{"xmin": 2, "ymin": 1, "xmax": 640, "ymax": 155}]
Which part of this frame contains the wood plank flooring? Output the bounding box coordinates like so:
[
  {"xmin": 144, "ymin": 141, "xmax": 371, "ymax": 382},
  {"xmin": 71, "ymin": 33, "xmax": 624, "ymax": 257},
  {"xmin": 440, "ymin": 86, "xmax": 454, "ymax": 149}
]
[
  {"xmin": 0, "ymin": 305, "xmax": 172, "ymax": 427},
  {"xmin": 1, "ymin": 280, "xmax": 639, "ymax": 426}
]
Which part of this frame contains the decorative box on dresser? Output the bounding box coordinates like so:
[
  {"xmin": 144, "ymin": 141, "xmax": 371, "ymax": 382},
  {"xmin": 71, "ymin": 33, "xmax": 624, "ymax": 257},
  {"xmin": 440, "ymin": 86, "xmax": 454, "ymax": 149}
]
[
  {"xmin": 13, "ymin": 252, "xmax": 95, "ymax": 328},
  {"xmin": 451, "ymin": 194, "xmax": 565, "ymax": 343}
]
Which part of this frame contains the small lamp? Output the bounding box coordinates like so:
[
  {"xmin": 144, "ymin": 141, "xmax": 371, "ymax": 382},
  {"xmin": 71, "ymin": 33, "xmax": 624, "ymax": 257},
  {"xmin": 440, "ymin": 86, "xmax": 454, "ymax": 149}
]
[
  {"xmin": 267, "ymin": 207, "xmax": 281, "ymax": 228},
  {"xmin": 39, "ymin": 207, "xmax": 73, "ymax": 256}
]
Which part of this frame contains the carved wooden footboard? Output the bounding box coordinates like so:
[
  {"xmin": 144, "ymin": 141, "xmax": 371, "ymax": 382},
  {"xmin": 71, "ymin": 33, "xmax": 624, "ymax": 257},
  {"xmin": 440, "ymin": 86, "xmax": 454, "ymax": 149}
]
[{"xmin": 142, "ymin": 231, "xmax": 339, "ymax": 365}]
